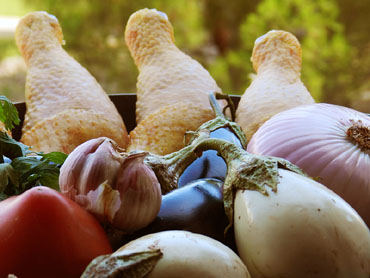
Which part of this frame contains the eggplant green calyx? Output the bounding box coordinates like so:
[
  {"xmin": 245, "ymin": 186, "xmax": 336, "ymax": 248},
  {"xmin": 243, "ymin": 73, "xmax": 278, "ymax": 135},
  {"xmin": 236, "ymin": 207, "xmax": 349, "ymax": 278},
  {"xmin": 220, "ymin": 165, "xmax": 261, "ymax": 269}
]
[
  {"xmin": 191, "ymin": 138, "xmax": 307, "ymax": 234},
  {"xmin": 146, "ymin": 129, "xmax": 227, "ymax": 194},
  {"xmin": 145, "ymin": 143, "xmax": 200, "ymax": 194},
  {"xmin": 147, "ymin": 137, "xmax": 307, "ymax": 231},
  {"xmin": 184, "ymin": 93, "xmax": 247, "ymax": 149},
  {"xmin": 81, "ymin": 249, "xmax": 163, "ymax": 278}
]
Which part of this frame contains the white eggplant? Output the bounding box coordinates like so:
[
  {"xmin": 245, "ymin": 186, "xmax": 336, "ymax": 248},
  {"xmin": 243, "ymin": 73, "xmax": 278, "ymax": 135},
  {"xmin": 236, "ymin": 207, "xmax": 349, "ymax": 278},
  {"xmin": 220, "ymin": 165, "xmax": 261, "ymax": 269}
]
[
  {"xmin": 234, "ymin": 169, "xmax": 370, "ymax": 277},
  {"xmin": 82, "ymin": 230, "xmax": 251, "ymax": 278},
  {"xmin": 149, "ymin": 137, "xmax": 370, "ymax": 277}
]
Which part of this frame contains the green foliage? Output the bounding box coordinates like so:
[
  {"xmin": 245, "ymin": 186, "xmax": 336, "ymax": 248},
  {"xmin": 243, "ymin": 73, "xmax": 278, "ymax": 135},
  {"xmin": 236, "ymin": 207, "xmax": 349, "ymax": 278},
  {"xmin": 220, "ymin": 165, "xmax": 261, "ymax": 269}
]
[
  {"xmin": 208, "ymin": 0, "xmax": 353, "ymax": 102},
  {"xmin": 0, "ymin": 0, "xmax": 33, "ymax": 16},
  {"xmin": 0, "ymin": 131, "xmax": 67, "ymax": 200},
  {"xmin": 150, "ymin": 0, "xmax": 206, "ymax": 49},
  {"xmin": 0, "ymin": 96, "xmax": 20, "ymax": 131},
  {"xmin": 0, "ymin": 40, "xmax": 18, "ymax": 60}
]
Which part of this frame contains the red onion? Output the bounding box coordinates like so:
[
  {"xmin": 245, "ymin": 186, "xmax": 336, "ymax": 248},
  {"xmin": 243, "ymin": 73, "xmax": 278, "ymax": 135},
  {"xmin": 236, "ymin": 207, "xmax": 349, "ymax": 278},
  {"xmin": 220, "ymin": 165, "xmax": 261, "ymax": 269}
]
[{"xmin": 247, "ymin": 103, "xmax": 370, "ymax": 226}]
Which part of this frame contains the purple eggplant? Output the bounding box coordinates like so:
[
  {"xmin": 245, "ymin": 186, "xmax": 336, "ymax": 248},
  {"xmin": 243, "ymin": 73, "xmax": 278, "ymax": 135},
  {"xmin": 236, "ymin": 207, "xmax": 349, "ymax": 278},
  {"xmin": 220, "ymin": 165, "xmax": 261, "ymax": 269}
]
[
  {"xmin": 118, "ymin": 178, "xmax": 236, "ymax": 252},
  {"xmin": 178, "ymin": 93, "xmax": 247, "ymax": 186},
  {"xmin": 179, "ymin": 127, "xmax": 242, "ymax": 186}
]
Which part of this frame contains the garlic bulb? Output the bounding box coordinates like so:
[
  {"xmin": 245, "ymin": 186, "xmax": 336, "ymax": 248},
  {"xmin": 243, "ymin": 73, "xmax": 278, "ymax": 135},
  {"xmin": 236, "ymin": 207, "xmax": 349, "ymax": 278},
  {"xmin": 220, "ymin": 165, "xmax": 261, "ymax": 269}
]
[
  {"xmin": 112, "ymin": 151, "xmax": 162, "ymax": 231},
  {"xmin": 59, "ymin": 137, "xmax": 162, "ymax": 232}
]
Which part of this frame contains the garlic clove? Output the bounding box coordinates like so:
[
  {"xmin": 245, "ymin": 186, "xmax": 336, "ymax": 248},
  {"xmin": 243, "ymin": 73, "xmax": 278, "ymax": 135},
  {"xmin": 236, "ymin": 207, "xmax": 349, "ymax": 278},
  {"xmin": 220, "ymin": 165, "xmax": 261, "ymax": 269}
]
[
  {"xmin": 113, "ymin": 152, "xmax": 162, "ymax": 232},
  {"xmin": 59, "ymin": 137, "xmax": 124, "ymax": 200},
  {"xmin": 77, "ymin": 181, "xmax": 122, "ymax": 223}
]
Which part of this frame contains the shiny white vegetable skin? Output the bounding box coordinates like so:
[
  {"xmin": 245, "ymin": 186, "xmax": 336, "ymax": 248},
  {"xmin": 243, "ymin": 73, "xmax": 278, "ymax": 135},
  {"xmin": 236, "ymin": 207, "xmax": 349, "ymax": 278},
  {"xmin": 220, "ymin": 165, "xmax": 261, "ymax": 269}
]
[
  {"xmin": 115, "ymin": 230, "xmax": 251, "ymax": 278},
  {"xmin": 234, "ymin": 169, "xmax": 370, "ymax": 278}
]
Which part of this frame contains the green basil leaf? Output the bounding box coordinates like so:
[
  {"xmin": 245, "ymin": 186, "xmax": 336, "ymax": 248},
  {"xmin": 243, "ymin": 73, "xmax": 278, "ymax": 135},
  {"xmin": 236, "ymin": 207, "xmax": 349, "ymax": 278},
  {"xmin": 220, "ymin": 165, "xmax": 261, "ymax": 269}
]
[
  {"xmin": 38, "ymin": 151, "xmax": 68, "ymax": 165},
  {"xmin": 0, "ymin": 96, "xmax": 20, "ymax": 131},
  {"xmin": 12, "ymin": 156, "xmax": 61, "ymax": 191},
  {"xmin": 0, "ymin": 163, "xmax": 20, "ymax": 194},
  {"xmin": 0, "ymin": 132, "xmax": 29, "ymax": 158}
]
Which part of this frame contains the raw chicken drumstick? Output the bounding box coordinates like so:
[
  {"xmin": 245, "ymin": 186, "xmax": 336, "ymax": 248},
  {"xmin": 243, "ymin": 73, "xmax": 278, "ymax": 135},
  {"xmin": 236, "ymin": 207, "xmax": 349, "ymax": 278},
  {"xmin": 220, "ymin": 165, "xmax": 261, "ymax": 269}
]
[
  {"xmin": 127, "ymin": 101, "xmax": 215, "ymax": 155},
  {"xmin": 15, "ymin": 11, "xmax": 129, "ymax": 153},
  {"xmin": 125, "ymin": 8, "xmax": 224, "ymax": 124},
  {"xmin": 235, "ymin": 30, "xmax": 315, "ymax": 141}
]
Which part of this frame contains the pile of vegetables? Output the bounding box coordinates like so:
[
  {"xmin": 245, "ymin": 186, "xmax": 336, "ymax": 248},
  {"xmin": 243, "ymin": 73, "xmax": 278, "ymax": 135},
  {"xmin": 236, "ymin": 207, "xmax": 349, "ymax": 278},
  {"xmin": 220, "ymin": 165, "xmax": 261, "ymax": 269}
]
[
  {"xmin": 1, "ymin": 8, "xmax": 370, "ymax": 278},
  {"xmin": 1, "ymin": 92, "xmax": 370, "ymax": 278}
]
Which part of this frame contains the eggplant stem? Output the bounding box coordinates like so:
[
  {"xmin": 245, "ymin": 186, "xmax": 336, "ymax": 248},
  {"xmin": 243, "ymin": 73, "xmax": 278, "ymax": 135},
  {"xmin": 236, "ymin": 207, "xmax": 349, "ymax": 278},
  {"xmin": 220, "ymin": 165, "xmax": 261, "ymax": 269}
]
[
  {"xmin": 209, "ymin": 92, "xmax": 237, "ymax": 122},
  {"xmin": 147, "ymin": 137, "xmax": 307, "ymax": 235},
  {"xmin": 209, "ymin": 92, "xmax": 226, "ymax": 119},
  {"xmin": 145, "ymin": 143, "xmax": 202, "ymax": 194},
  {"xmin": 184, "ymin": 93, "xmax": 247, "ymax": 149}
]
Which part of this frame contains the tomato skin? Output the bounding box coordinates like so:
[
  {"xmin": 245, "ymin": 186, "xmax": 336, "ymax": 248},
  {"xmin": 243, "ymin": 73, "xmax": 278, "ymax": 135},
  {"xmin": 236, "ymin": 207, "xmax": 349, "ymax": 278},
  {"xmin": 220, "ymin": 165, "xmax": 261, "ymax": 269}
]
[{"xmin": 0, "ymin": 186, "xmax": 112, "ymax": 278}]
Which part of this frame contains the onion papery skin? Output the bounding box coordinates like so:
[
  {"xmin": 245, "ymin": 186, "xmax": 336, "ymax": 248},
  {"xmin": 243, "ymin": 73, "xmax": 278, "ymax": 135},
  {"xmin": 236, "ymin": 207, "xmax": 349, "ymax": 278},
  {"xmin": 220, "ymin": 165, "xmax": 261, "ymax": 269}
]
[{"xmin": 247, "ymin": 103, "xmax": 370, "ymax": 226}]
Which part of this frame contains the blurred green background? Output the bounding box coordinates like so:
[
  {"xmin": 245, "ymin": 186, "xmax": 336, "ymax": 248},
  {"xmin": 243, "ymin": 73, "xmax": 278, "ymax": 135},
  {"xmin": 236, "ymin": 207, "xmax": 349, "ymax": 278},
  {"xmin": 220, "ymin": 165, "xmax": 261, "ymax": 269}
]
[{"xmin": 0, "ymin": 0, "xmax": 369, "ymax": 112}]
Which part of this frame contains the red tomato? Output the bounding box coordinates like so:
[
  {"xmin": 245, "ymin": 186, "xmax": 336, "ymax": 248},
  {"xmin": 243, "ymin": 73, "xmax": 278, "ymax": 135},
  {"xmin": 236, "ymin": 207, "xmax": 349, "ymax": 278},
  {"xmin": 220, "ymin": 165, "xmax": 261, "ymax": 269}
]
[{"xmin": 0, "ymin": 186, "xmax": 112, "ymax": 278}]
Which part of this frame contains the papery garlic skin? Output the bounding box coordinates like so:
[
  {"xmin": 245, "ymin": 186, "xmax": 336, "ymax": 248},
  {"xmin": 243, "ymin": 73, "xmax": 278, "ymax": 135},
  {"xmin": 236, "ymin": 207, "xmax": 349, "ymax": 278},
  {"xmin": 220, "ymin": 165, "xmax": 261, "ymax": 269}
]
[
  {"xmin": 84, "ymin": 181, "xmax": 122, "ymax": 223},
  {"xmin": 113, "ymin": 152, "xmax": 162, "ymax": 232},
  {"xmin": 59, "ymin": 137, "xmax": 124, "ymax": 199},
  {"xmin": 59, "ymin": 137, "xmax": 162, "ymax": 232}
]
